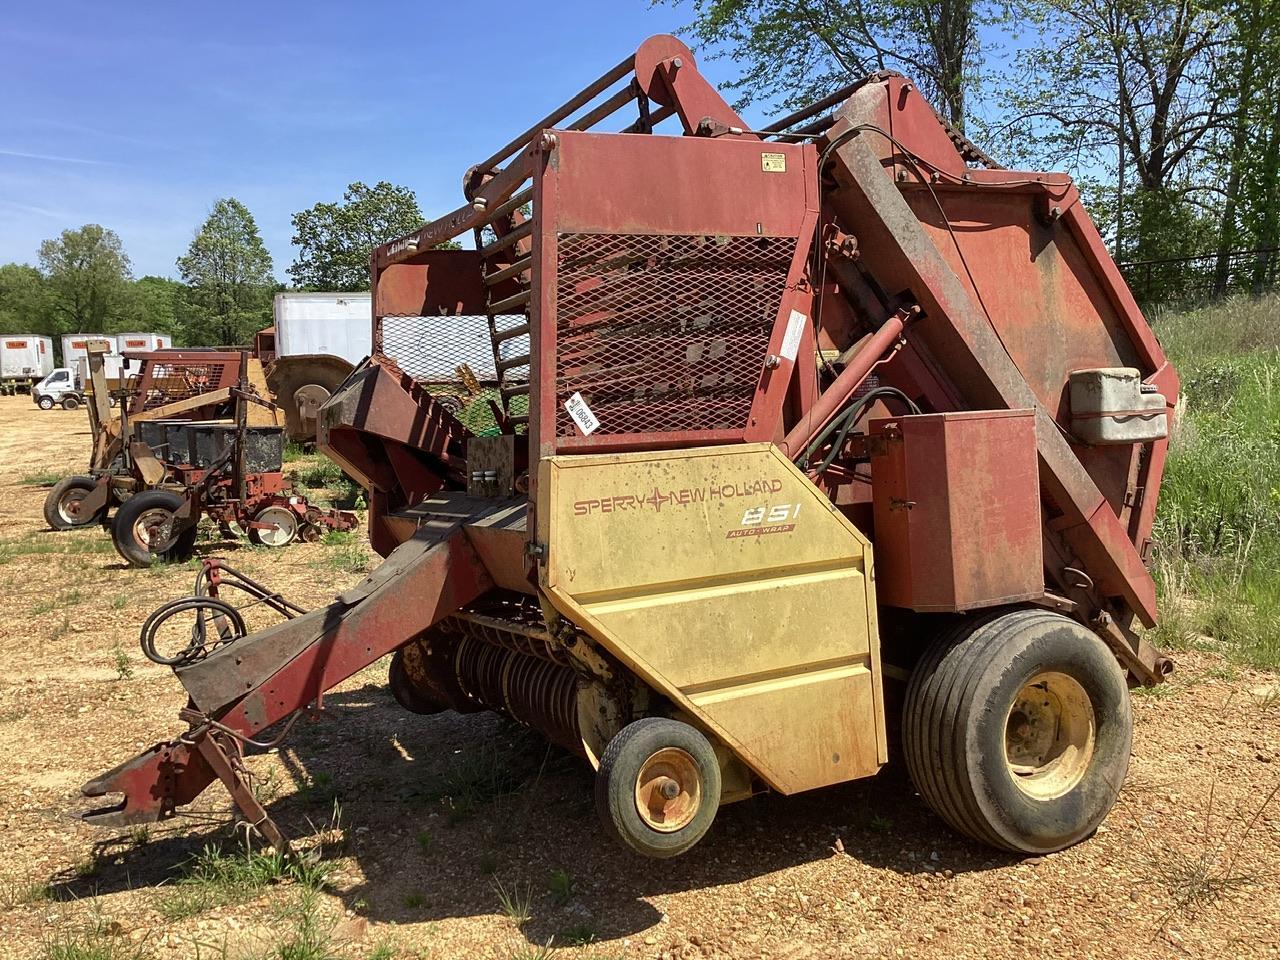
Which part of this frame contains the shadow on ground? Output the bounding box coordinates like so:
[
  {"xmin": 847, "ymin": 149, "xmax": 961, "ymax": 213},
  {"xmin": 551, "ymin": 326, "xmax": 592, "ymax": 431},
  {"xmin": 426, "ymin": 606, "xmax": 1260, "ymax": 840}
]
[{"xmin": 59, "ymin": 684, "xmax": 1019, "ymax": 945}]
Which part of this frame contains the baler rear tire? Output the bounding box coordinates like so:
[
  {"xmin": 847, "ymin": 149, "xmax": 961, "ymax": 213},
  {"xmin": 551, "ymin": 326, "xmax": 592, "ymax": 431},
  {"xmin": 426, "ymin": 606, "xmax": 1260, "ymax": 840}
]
[
  {"xmin": 595, "ymin": 717, "xmax": 721, "ymax": 859},
  {"xmin": 43, "ymin": 475, "xmax": 103, "ymax": 530},
  {"xmin": 902, "ymin": 608, "xmax": 1132, "ymax": 854},
  {"xmin": 111, "ymin": 490, "xmax": 199, "ymax": 568}
]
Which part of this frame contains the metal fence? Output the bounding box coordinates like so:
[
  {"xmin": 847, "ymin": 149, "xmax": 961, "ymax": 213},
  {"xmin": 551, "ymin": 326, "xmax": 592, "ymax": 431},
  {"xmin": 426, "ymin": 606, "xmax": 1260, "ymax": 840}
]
[{"xmin": 1119, "ymin": 247, "xmax": 1280, "ymax": 305}]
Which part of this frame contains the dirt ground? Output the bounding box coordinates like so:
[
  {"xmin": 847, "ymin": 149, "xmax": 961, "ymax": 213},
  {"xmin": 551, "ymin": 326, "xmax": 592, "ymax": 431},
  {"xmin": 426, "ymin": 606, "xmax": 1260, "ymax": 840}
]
[{"xmin": 0, "ymin": 394, "xmax": 1277, "ymax": 960}]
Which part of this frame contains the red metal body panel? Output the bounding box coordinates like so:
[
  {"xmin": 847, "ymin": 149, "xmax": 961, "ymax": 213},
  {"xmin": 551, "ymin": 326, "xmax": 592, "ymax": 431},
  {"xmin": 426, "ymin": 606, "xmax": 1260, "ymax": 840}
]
[{"xmin": 870, "ymin": 410, "xmax": 1043, "ymax": 611}]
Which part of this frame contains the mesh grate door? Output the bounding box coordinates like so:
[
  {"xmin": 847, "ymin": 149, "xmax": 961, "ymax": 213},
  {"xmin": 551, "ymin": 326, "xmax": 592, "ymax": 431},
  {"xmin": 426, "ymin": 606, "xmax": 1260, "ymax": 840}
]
[{"xmin": 553, "ymin": 233, "xmax": 795, "ymax": 437}]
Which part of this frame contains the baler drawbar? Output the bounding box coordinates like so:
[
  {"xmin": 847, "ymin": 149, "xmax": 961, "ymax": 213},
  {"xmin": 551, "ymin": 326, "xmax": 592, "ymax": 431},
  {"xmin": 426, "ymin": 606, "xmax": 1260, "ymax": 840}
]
[{"xmin": 83, "ymin": 34, "xmax": 1178, "ymax": 858}]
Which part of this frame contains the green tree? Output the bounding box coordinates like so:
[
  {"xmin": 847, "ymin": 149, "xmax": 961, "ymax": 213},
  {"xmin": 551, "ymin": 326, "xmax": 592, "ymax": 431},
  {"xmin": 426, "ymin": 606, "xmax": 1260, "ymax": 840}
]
[
  {"xmin": 38, "ymin": 224, "xmax": 135, "ymax": 333},
  {"xmin": 129, "ymin": 275, "xmax": 185, "ymax": 338},
  {"xmin": 177, "ymin": 198, "xmax": 276, "ymax": 345},
  {"xmin": 0, "ymin": 263, "xmax": 53, "ymax": 335},
  {"xmin": 660, "ymin": 0, "xmax": 997, "ymax": 128},
  {"xmin": 289, "ymin": 181, "xmax": 425, "ymax": 291},
  {"xmin": 994, "ymin": 0, "xmax": 1230, "ymax": 262}
]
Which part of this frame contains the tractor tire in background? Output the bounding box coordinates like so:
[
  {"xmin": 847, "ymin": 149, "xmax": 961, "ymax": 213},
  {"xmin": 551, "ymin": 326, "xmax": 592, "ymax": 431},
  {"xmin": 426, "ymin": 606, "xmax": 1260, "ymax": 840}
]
[
  {"xmin": 110, "ymin": 489, "xmax": 200, "ymax": 568},
  {"xmin": 265, "ymin": 354, "xmax": 355, "ymax": 443},
  {"xmin": 61, "ymin": 394, "xmax": 81, "ymax": 411},
  {"xmin": 902, "ymin": 607, "xmax": 1133, "ymax": 854},
  {"xmin": 43, "ymin": 475, "xmax": 105, "ymax": 530},
  {"xmin": 595, "ymin": 717, "xmax": 722, "ymax": 859},
  {"xmin": 37, "ymin": 395, "xmax": 54, "ymax": 410}
]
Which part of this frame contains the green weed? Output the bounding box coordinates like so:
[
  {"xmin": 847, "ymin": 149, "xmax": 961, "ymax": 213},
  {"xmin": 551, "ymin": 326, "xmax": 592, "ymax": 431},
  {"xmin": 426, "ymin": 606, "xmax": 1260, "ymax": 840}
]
[
  {"xmin": 548, "ymin": 869, "xmax": 574, "ymax": 906},
  {"xmin": 112, "ymin": 646, "xmax": 134, "ymax": 681},
  {"xmin": 157, "ymin": 840, "xmax": 329, "ymax": 920},
  {"xmin": 493, "ymin": 877, "xmax": 533, "ymax": 926},
  {"xmin": 0, "ymin": 877, "xmax": 52, "ymax": 908},
  {"xmin": 40, "ymin": 916, "xmax": 146, "ymax": 960}
]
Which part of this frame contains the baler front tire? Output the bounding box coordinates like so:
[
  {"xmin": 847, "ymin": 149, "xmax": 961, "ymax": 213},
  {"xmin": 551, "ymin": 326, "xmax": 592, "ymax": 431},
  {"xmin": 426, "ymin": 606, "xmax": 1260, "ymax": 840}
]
[
  {"xmin": 595, "ymin": 717, "xmax": 721, "ymax": 859},
  {"xmin": 903, "ymin": 608, "xmax": 1132, "ymax": 854},
  {"xmin": 111, "ymin": 490, "xmax": 199, "ymax": 568},
  {"xmin": 43, "ymin": 475, "xmax": 103, "ymax": 530}
]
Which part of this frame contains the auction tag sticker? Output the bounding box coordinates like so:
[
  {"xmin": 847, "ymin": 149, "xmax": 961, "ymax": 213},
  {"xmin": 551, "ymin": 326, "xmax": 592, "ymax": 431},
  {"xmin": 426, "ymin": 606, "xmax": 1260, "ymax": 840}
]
[
  {"xmin": 780, "ymin": 309, "xmax": 807, "ymax": 361},
  {"xmin": 761, "ymin": 152, "xmax": 786, "ymax": 172},
  {"xmin": 564, "ymin": 391, "xmax": 600, "ymax": 435}
]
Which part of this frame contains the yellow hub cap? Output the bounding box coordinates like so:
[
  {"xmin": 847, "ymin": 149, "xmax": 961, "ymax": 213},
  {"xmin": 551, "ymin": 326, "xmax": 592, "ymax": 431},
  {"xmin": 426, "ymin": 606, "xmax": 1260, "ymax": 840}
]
[
  {"xmin": 1004, "ymin": 671, "xmax": 1096, "ymax": 800},
  {"xmin": 635, "ymin": 747, "xmax": 701, "ymax": 832}
]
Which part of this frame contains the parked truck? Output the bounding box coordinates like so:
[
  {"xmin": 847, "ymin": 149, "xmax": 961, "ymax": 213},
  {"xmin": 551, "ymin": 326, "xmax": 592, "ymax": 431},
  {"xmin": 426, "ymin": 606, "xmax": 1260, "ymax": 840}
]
[
  {"xmin": 0, "ymin": 334, "xmax": 54, "ymax": 395},
  {"xmin": 83, "ymin": 37, "xmax": 1179, "ymax": 863}
]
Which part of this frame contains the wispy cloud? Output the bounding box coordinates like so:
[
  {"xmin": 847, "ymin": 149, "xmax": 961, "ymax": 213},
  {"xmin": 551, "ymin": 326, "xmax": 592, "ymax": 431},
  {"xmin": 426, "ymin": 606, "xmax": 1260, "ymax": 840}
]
[
  {"xmin": 0, "ymin": 199, "xmax": 71, "ymax": 219},
  {"xmin": 0, "ymin": 148, "xmax": 112, "ymax": 166}
]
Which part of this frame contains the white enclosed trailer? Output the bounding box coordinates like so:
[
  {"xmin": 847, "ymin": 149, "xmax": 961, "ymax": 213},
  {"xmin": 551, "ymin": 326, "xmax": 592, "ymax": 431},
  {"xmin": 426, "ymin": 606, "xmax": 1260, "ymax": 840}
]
[
  {"xmin": 273, "ymin": 293, "xmax": 371, "ymax": 365},
  {"xmin": 114, "ymin": 332, "xmax": 173, "ymax": 353},
  {"xmin": 61, "ymin": 335, "xmax": 113, "ymax": 369},
  {"xmin": 0, "ymin": 334, "xmax": 54, "ymax": 394}
]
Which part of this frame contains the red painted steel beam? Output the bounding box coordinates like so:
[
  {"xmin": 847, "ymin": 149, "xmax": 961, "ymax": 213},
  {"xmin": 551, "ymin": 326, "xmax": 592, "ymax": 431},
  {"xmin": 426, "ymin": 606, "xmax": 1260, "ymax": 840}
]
[{"xmin": 81, "ymin": 527, "xmax": 493, "ymax": 826}]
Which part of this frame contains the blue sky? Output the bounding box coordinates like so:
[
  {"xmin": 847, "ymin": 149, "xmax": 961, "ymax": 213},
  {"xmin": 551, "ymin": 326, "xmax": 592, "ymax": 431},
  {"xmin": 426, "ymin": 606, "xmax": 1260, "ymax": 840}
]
[{"xmin": 1, "ymin": 1, "xmax": 770, "ymax": 280}]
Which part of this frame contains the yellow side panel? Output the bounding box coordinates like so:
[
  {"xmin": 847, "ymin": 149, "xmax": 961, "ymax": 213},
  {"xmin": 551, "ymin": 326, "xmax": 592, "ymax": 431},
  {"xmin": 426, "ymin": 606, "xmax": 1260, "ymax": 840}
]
[{"xmin": 539, "ymin": 443, "xmax": 886, "ymax": 795}]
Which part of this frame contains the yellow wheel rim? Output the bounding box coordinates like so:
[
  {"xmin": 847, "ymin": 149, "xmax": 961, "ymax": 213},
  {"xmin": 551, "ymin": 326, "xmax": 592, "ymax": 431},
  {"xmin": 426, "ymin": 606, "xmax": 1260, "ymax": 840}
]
[
  {"xmin": 634, "ymin": 747, "xmax": 701, "ymax": 833},
  {"xmin": 1004, "ymin": 671, "xmax": 1096, "ymax": 800}
]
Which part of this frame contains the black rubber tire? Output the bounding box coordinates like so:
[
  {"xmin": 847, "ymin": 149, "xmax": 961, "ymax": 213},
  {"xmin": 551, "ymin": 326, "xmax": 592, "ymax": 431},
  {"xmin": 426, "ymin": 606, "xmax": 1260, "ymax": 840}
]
[
  {"xmin": 37, "ymin": 395, "xmax": 54, "ymax": 410},
  {"xmin": 595, "ymin": 717, "xmax": 722, "ymax": 859},
  {"xmin": 902, "ymin": 608, "xmax": 1132, "ymax": 854},
  {"xmin": 61, "ymin": 394, "xmax": 81, "ymax": 410},
  {"xmin": 388, "ymin": 649, "xmax": 446, "ymax": 715},
  {"xmin": 43, "ymin": 475, "xmax": 103, "ymax": 530},
  {"xmin": 110, "ymin": 489, "xmax": 200, "ymax": 568}
]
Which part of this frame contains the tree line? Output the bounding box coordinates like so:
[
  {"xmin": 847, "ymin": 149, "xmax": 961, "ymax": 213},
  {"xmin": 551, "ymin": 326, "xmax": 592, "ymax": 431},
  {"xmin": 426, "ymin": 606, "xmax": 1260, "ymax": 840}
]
[
  {"xmin": 672, "ymin": 0, "xmax": 1280, "ymax": 300},
  {"xmin": 0, "ymin": 181, "xmax": 424, "ymax": 346}
]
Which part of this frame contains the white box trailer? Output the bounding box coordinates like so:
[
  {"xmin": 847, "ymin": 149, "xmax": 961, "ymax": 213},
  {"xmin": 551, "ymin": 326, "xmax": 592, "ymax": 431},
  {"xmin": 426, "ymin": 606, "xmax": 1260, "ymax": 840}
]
[
  {"xmin": 0, "ymin": 334, "xmax": 54, "ymax": 394},
  {"xmin": 61, "ymin": 334, "xmax": 115, "ymax": 369},
  {"xmin": 76, "ymin": 353, "xmax": 125, "ymax": 387},
  {"xmin": 273, "ymin": 293, "xmax": 372, "ymax": 365},
  {"xmin": 115, "ymin": 332, "xmax": 172, "ymax": 353}
]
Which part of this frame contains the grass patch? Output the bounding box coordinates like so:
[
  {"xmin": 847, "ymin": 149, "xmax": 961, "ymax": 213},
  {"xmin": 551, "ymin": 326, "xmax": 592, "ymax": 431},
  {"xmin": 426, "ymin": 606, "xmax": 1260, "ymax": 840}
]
[
  {"xmin": 492, "ymin": 877, "xmax": 533, "ymax": 926},
  {"xmin": 0, "ymin": 532, "xmax": 116, "ymax": 566},
  {"xmin": 21, "ymin": 470, "xmax": 63, "ymax": 486},
  {"xmin": 31, "ymin": 588, "xmax": 86, "ymax": 616},
  {"xmin": 1150, "ymin": 292, "xmax": 1280, "ymax": 669},
  {"xmin": 322, "ymin": 542, "xmax": 369, "ymax": 576},
  {"xmin": 157, "ymin": 840, "xmax": 329, "ymax": 921},
  {"xmin": 1, "ymin": 877, "xmax": 52, "ymax": 908},
  {"xmin": 40, "ymin": 916, "xmax": 146, "ymax": 960}
]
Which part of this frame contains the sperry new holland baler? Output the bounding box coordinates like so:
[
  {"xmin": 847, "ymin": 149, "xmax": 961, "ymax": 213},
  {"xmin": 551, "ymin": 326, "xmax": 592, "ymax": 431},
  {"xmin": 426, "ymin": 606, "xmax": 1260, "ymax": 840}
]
[{"xmin": 83, "ymin": 35, "xmax": 1178, "ymax": 858}]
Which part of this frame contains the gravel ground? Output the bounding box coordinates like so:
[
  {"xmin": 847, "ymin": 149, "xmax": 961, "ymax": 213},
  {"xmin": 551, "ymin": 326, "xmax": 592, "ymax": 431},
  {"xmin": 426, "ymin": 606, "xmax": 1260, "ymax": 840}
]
[{"xmin": 0, "ymin": 394, "xmax": 1277, "ymax": 960}]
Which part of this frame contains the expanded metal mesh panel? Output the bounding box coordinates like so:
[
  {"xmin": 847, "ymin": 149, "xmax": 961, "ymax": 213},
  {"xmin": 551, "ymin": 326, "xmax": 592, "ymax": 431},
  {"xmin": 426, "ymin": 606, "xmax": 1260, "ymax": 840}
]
[
  {"xmin": 137, "ymin": 361, "xmax": 234, "ymax": 410},
  {"xmin": 377, "ymin": 314, "xmax": 529, "ymax": 435},
  {"xmin": 554, "ymin": 233, "xmax": 795, "ymax": 436}
]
